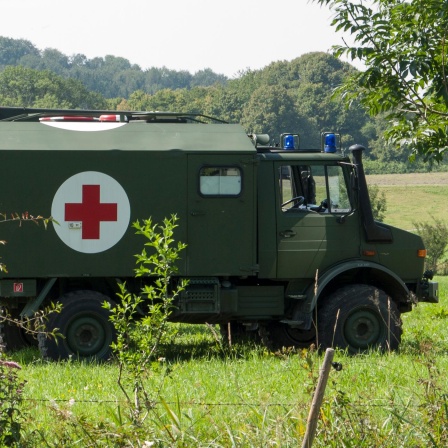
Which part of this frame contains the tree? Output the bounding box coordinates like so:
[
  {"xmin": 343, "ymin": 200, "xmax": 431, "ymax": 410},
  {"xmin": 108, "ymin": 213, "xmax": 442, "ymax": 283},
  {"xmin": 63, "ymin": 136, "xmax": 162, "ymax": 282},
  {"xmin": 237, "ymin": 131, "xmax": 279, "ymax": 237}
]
[
  {"xmin": 190, "ymin": 68, "xmax": 227, "ymax": 87},
  {"xmin": 314, "ymin": 0, "xmax": 448, "ymax": 163},
  {"xmin": 40, "ymin": 48, "xmax": 70, "ymax": 74},
  {"xmin": 0, "ymin": 66, "xmax": 107, "ymax": 109},
  {"xmin": 0, "ymin": 37, "xmax": 39, "ymax": 67},
  {"xmin": 241, "ymin": 85, "xmax": 298, "ymax": 139}
]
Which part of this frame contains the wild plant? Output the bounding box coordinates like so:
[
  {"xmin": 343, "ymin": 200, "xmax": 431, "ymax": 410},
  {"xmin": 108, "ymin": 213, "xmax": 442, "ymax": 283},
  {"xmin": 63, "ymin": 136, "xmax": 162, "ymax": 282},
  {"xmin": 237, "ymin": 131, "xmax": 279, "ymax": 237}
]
[
  {"xmin": 0, "ymin": 354, "xmax": 25, "ymax": 446},
  {"xmin": 105, "ymin": 215, "xmax": 188, "ymax": 425}
]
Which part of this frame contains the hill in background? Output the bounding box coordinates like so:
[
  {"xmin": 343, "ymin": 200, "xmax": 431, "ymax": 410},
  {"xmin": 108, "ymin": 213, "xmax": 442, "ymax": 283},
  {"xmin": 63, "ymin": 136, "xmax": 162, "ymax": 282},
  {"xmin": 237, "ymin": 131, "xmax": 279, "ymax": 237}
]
[{"xmin": 0, "ymin": 36, "xmax": 228, "ymax": 98}]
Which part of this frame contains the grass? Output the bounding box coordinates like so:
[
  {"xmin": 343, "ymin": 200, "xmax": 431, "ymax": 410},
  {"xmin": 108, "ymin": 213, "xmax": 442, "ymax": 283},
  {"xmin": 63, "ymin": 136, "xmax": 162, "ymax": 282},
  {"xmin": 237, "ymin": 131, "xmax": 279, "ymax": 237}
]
[
  {"xmin": 366, "ymin": 175, "xmax": 448, "ymax": 230},
  {"xmin": 5, "ymin": 277, "xmax": 447, "ymax": 446},
  {"xmin": 377, "ymin": 185, "xmax": 448, "ymax": 230}
]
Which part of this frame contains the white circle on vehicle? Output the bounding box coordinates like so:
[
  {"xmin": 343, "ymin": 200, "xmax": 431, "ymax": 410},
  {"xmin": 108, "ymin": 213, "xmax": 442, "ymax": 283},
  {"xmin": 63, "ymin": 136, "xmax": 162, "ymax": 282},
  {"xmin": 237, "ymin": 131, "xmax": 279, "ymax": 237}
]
[
  {"xmin": 40, "ymin": 122, "xmax": 126, "ymax": 132},
  {"xmin": 51, "ymin": 172, "xmax": 131, "ymax": 253}
]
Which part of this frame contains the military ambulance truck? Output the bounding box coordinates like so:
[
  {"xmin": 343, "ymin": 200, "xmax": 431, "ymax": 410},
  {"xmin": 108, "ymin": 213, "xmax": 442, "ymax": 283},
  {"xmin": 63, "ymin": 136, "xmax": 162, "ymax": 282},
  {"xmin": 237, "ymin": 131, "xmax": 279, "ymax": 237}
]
[{"xmin": 0, "ymin": 107, "xmax": 438, "ymax": 359}]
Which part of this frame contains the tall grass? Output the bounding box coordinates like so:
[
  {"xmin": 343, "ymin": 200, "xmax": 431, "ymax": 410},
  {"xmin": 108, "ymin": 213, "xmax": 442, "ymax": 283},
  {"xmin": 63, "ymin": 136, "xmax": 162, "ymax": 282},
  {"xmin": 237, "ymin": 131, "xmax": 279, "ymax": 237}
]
[{"xmin": 7, "ymin": 277, "xmax": 447, "ymax": 446}]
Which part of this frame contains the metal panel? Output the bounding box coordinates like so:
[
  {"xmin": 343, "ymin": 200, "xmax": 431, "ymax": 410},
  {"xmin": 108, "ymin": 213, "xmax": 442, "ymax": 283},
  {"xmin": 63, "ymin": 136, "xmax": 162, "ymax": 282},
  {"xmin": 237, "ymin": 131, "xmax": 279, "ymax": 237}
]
[
  {"xmin": 0, "ymin": 279, "xmax": 36, "ymax": 297},
  {"xmin": 236, "ymin": 286, "xmax": 284, "ymax": 316},
  {"xmin": 186, "ymin": 154, "xmax": 257, "ymax": 276}
]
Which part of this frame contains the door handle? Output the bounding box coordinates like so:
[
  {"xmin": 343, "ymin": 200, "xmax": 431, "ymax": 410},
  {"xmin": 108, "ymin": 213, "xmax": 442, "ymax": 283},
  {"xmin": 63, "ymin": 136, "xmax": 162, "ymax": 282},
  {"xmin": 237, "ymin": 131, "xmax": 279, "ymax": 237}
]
[
  {"xmin": 190, "ymin": 210, "xmax": 206, "ymax": 216},
  {"xmin": 279, "ymin": 230, "xmax": 296, "ymax": 238}
]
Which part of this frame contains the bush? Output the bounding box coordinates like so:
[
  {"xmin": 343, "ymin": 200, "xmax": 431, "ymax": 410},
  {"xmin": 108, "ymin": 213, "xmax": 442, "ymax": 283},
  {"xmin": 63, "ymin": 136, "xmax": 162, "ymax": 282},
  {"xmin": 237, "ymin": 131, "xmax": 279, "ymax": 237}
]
[
  {"xmin": 413, "ymin": 216, "xmax": 448, "ymax": 274},
  {"xmin": 0, "ymin": 359, "xmax": 25, "ymax": 446},
  {"xmin": 369, "ymin": 184, "xmax": 387, "ymax": 222},
  {"xmin": 105, "ymin": 214, "xmax": 188, "ymax": 424}
]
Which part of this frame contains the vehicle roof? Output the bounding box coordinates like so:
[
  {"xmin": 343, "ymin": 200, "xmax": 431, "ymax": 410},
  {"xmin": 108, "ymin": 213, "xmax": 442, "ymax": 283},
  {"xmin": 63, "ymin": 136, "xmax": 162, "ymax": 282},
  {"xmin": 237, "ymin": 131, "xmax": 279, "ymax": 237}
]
[
  {"xmin": 0, "ymin": 107, "xmax": 350, "ymax": 158},
  {"xmin": 0, "ymin": 107, "xmax": 256, "ymax": 153},
  {"xmin": 257, "ymin": 150, "xmax": 350, "ymax": 162},
  {"xmin": 0, "ymin": 107, "xmax": 227, "ymax": 124}
]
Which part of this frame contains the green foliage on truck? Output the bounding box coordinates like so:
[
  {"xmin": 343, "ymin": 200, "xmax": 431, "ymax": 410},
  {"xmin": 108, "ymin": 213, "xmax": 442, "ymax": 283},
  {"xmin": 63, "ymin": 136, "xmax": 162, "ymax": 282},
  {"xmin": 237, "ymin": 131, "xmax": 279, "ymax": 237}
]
[{"xmin": 0, "ymin": 107, "xmax": 438, "ymax": 360}]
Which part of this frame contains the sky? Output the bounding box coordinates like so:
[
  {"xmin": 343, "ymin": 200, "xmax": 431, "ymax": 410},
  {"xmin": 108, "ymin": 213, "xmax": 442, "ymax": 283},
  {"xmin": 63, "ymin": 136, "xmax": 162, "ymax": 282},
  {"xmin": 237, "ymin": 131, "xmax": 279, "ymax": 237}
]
[{"xmin": 1, "ymin": 0, "xmax": 351, "ymax": 78}]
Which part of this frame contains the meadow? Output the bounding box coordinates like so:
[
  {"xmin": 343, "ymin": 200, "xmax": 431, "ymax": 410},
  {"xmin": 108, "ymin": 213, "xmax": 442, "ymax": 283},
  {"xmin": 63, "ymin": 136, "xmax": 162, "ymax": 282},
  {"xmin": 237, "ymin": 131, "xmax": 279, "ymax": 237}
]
[
  {"xmin": 366, "ymin": 172, "xmax": 448, "ymax": 230},
  {"xmin": 11, "ymin": 283, "xmax": 448, "ymax": 447},
  {"xmin": 3, "ymin": 173, "xmax": 448, "ymax": 447}
]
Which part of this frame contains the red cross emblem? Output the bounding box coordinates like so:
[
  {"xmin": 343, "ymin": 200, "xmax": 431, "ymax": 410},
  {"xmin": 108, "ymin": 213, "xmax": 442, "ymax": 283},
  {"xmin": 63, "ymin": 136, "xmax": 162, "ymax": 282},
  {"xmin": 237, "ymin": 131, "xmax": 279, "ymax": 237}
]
[
  {"xmin": 52, "ymin": 171, "xmax": 130, "ymax": 254},
  {"xmin": 65, "ymin": 185, "xmax": 118, "ymax": 239}
]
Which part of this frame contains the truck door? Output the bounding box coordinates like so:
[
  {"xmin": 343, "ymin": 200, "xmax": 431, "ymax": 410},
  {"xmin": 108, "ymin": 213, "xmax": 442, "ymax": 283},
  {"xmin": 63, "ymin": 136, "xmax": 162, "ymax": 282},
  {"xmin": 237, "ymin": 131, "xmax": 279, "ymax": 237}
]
[
  {"xmin": 275, "ymin": 162, "xmax": 360, "ymax": 279},
  {"xmin": 186, "ymin": 155, "xmax": 256, "ymax": 276}
]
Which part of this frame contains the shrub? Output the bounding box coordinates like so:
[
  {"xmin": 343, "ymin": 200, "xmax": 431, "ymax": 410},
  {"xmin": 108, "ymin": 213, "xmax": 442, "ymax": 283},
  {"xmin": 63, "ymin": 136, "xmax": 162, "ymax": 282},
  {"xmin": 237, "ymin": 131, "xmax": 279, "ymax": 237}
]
[
  {"xmin": 413, "ymin": 216, "xmax": 448, "ymax": 273},
  {"xmin": 0, "ymin": 358, "xmax": 25, "ymax": 446},
  {"xmin": 369, "ymin": 184, "xmax": 387, "ymax": 222},
  {"xmin": 105, "ymin": 215, "xmax": 187, "ymax": 424}
]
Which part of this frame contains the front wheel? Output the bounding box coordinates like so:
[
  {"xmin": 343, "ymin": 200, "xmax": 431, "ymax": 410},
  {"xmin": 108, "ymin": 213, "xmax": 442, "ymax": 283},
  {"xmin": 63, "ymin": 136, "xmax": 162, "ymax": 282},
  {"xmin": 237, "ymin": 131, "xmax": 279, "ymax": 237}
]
[
  {"xmin": 317, "ymin": 284, "xmax": 401, "ymax": 354},
  {"xmin": 40, "ymin": 290, "xmax": 116, "ymax": 361}
]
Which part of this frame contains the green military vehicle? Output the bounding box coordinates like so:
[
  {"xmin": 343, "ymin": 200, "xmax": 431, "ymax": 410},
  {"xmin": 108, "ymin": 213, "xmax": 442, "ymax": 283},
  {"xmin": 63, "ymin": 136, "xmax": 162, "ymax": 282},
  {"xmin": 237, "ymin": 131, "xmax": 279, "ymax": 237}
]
[{"xmin": 0, "ymin": 106, "xmax": 438, "ymax": 359}]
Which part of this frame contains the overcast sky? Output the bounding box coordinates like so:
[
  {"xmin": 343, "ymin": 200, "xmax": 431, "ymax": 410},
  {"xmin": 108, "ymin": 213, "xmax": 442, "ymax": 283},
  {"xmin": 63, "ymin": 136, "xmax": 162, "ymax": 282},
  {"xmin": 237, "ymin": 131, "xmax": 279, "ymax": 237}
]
[{"xmin": 1, "ymin": 0, "xmax": 349, "ymax": 78}]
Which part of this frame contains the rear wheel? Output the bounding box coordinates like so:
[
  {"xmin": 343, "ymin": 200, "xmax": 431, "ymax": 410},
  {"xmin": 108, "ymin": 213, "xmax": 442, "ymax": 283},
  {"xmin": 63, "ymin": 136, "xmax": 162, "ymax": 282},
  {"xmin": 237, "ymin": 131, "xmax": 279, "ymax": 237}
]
[
  {"xmin": 0, "ymin": 307, "xmax": 37, "ymax": 351},
  {"xmin": 259, "ymin": 321, "xmax": 316, "ymax": 351},
  {"xmin": 317, "ymin": 284, "xmax": 401, "ymax": 354},
  {"xmin": 40, "ymin": 290, "xmax": 116, "ymax": 361}
]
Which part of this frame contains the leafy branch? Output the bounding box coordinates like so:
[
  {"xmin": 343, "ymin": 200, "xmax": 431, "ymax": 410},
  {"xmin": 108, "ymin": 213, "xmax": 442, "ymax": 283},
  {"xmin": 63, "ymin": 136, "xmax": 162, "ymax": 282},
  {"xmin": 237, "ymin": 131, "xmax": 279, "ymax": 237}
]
[
  {"xmin": 0, "ymin": 212, "xmax": 54, "ymax": 229},
  {"xmin": 314, "ymin": 0, "xmax": 448, "ymax": 163},
  {"xmin": 0, "ymin": 212, "xmax": 54, "ymax": 272}
]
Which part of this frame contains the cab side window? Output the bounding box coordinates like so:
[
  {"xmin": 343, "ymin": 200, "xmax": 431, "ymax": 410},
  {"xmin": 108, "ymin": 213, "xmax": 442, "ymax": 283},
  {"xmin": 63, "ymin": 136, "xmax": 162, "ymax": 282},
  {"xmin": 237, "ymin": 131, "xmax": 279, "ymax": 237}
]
[
  {"xmin": 279, "ymin": 164, "xmax": 351, "ymax": 213},
  {"xmin": 199, "ymin": 166, "xmax": 242, "ymax": 196}
]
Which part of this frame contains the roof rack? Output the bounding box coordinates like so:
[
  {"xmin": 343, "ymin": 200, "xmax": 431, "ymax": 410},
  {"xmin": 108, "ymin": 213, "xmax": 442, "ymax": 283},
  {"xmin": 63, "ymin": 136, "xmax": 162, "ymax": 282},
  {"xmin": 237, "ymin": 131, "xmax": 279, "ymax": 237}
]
[{"xmin": 0, "ymin": 107, "xmax": 228, "ymax": 124}]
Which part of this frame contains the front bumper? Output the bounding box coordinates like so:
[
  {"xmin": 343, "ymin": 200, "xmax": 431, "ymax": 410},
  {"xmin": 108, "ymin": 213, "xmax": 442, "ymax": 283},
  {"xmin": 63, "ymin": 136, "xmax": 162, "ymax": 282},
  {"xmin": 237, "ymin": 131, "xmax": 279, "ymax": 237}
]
[{"xmin": 417, "ymin": 280, "xmax": 439, "ymax": 303}]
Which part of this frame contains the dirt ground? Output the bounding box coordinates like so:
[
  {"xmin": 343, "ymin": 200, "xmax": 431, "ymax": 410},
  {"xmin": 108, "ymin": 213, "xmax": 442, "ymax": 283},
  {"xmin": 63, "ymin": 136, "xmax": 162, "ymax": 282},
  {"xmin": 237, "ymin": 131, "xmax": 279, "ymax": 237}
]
[{"xmin": 366, "ymin": 172, "xmax": 448, "ymax": 186}]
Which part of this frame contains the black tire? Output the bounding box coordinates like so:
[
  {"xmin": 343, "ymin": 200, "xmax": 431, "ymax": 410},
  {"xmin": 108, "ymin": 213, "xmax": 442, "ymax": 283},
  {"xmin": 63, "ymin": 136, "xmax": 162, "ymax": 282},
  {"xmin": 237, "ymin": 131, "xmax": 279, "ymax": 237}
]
[
  {"xmin": 40, "ymin": 290, "xmax": 116, "ymax": 361},
  {"xmin": 259, "ymin": 321, "xmax": 316, "ymax": 352},
  {"xmin": 317, "ymin": 284, "xmax": 402, "ymax": 354},
  {"xmin": 0, "ymin": 307, "xmax": 37, "ymax": 352},
  {"xmin": 220, "ymin": 322, "xmax": 260, "ymax": 345}
]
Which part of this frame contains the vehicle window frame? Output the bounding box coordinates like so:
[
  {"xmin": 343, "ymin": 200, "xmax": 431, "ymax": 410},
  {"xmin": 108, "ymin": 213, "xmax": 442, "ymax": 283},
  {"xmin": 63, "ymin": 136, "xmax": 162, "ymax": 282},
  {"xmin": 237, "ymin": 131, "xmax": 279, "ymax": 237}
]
[
  {"xmin": 278, "ymin": 162, "xmax": 353, "ymax": 214},
  {"xmin": 198, "ymin": 165, "xmax": 243, "ymax": 198}
]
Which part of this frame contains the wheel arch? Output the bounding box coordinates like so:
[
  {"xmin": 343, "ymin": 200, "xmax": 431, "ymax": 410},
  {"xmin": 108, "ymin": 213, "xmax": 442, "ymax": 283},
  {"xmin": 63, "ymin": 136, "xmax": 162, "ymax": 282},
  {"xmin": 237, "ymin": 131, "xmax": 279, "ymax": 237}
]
[{"xmin": 311, "ymin": 261, "xmax": 410, "ymax": 311}]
